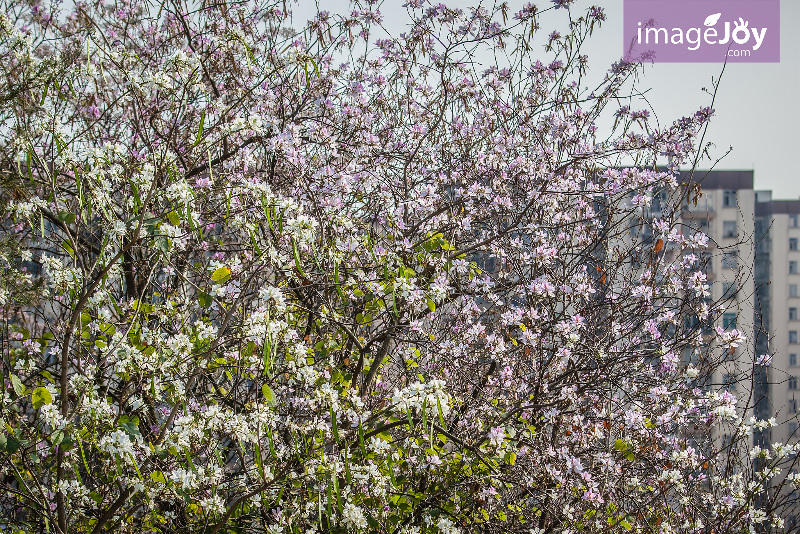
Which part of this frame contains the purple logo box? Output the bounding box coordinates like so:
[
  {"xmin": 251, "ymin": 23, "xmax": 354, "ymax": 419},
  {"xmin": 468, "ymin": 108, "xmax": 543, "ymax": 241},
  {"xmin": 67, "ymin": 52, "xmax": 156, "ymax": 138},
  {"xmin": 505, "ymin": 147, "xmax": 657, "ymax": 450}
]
[{"xmin": 623, "ymin": 0, "xmax": 780, "ymax": 63}]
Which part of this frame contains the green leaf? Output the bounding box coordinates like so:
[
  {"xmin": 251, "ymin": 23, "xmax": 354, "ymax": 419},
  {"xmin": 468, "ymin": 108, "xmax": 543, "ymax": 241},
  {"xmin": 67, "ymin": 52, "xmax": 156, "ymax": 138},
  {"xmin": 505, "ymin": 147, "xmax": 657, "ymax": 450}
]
[
  {"xmin": 31, "ymin": 387, "xmax": 52, "ymax": 409},
  {"xmin": 120, "ymin": 420, "xmax": 140, "ymax": 437},
  {"xmin": 266, "ymin": 427, "xmax": 277, "ymax": 459},
  {"xmin": 331, "ymin": 406, "xmax": 340, "ymax": 445},
  {"xmin": 10, "ymin": 374, "xmax": 24, "ymax": 397},
  {"xmin": 263, "ymin": 338, "xmax": 272, "ymax": 373},
  {"xmin": 194, "ymin": 110, "xmax": 205, "ymax": 147},
  {"xmin": 262, "ymin": 384, "xmax": 276, "ymax": 406},
  {"xmin": 333, "ymin": 469, "xmax": 342, "ymax": 514},
  {"xmin": 292, "ymin": 239, "xmax": 306, "ymax": 278},
  {"xmin": 614, "ymin": 439, "xmax": 627, "ymax": 451},
  {"xmin": 198, "ymin": 292, "xmax": 213, "ymax": 308},
  {"xmin": 26, "ymin": 149, "xmax": 33, "ymax": 183},
  {"xmin": 326, "ymin": 475, "xmax": 334, "ymax": 519},
  {"xmin": 154, "ymin": 235, "xmax": 171, "ymax": 253},
  {"xmin": 57, "ymin": 211, "xmax": 75, "ymax": 224},
  {"xmin": 211, "ymin": 267, "xmax": 231, "ymax": 283},
  {"xmin": 0, "ymin": 433, "xmax": 20, "ymax": 454},
  {"xmin": 150, "ymin": 471, "xmax": 167, "ymax": 483},
  {"xmin": 426, "ymin": 299, "xmax": 436, "ymax": 312},
  {"xmin": 62, "ymin": 240, "xmax": 75, "ymax": 257},
  {"xmin": 333, "ymin": 262, "xmax": 345, "ymax": 300},
  {"xmin": 249, "ymin": 229, "xmax": 261, "ymax": 255},
  {"xmin": 167, "ymin": 211, "xmax": 180, "ymax": 226},
  {"xmin": 99, "ymin": 323, "xmax": 116, "ymax": 336},
  {"xmin": 265, "ymin": 201, "xmax": 273, "ymax": 230}
]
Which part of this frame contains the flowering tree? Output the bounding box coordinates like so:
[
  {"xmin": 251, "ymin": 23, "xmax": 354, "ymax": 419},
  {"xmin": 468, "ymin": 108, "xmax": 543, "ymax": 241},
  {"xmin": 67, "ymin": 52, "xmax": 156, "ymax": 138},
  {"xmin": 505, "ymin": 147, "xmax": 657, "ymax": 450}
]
[{"xmin": 0, "ymin": 1, "xmax": 796, "ymax": 533}]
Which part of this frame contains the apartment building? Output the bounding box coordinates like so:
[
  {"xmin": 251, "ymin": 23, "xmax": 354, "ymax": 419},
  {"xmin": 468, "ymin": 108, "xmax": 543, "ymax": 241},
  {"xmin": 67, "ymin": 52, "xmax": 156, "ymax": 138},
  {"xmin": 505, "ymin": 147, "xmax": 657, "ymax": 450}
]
[
  {"xmin": 751, "ymin": 192, "xmax": 800, "ymax": 526},
  {"xmin": 753, "ymin": 195, "xmax": 800, "ymax": 443},
  {"xmin": 640, "ymin": 170, "xmax": 800, "ymax": 447},
  {"xmin": 677, "ymin": 171, "xmax": 756, "ymax": 410},
  {"xmin": 631, "ymin": 168, "xmax": 800, "ymax": 517}
]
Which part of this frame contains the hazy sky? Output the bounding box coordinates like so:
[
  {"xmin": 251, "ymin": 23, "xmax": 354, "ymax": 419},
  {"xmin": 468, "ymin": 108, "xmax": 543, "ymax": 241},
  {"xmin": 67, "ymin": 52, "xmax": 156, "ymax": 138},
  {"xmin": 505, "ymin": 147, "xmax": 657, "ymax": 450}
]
[
  {"xmin": 291, "ymin": 0, "xmax": 800, "ymax": 198},
  {"xmin": 597, "ymin": 0, "xmax": 800, "ymax": 199}
]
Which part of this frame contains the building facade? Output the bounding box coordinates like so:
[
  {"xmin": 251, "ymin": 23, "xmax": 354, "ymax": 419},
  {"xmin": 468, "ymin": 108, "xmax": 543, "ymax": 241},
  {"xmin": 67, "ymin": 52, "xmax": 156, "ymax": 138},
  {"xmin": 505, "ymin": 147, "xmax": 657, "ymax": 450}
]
[
  {"xmin": 754, "ymin": 196, "xmax": 800, "ymax": 444},
  {"xmin": 677, "ymin": 171, "xmax": 756, "ymax": 417}
]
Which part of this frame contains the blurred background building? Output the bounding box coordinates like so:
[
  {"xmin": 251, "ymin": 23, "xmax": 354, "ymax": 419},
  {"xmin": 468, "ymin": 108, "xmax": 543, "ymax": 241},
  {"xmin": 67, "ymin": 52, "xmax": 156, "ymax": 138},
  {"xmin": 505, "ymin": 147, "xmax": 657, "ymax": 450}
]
[{"xmin": 675, "ymin": 169, "xmax": 800, "ymax": 521}]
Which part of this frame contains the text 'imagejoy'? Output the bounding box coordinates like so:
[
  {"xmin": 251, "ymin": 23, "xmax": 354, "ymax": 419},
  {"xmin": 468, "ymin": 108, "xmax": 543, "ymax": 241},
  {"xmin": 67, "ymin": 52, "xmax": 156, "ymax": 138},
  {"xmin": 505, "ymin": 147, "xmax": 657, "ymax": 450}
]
[{"xmin": 624, "ymin": 0, "xmax": 780, "ymax": 62}]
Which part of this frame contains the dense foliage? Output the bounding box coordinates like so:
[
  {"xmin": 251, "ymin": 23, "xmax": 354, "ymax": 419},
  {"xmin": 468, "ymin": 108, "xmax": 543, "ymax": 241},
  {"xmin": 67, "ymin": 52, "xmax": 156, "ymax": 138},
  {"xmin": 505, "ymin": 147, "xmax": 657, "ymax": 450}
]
[{"xmin": 0, "ymin": 0, "xmax": 795, "ymax": 533}]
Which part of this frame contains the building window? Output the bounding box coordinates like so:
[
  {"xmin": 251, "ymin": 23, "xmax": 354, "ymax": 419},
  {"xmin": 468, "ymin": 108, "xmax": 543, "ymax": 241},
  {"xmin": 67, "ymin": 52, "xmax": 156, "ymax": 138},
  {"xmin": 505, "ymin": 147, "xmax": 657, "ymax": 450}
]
[
  {"xmin": 792, "ymin": 331, "xmax": 799, "ymax": 344},
  {"xmin": 685, "ymin": 315, "xmax": 701, "ymax": 332},
  {"xmin": 723, "ymin": 190, "xmax": 737, "ymax": 207},
  {"xmin": 791, "ymin": 422, "xmax": 799, "ymax": 437},
  {"xmin": 722, "ymin": 313, "xmax": 737, "ymax": 330},
  {"xmin": 651, "ymin": 190, "xmax": 668, "ymax": 213},
  {"xmin": 722, "ymin": 252, "xmax": 738, "ymax": 270},
  {"xmin": 792, "ymin": 354, "xmax": 798, "ymax": 367},
  {"xmin": 792, "ymin": 261, "xmax": 799, "ymax": 275},
  {"xmin": 793, "ymin": 308, "xmax": 799, "ymax": 321},
  {"xmin": 792, "ymin": 285, "xmax": 799, "ymax": 298},
  {"xmin": 722, "ymin": 220, "xmax": 737, "ymax": 238},
  {"xmin": 791, "ymin": 399, "xmax": 798, "ymax": 414},
  {"xmin": 722, "ymin": 282, "xmax": 736, "ymax": 299},
  {"xmin": 792, "ymin": 214, "xmax": 799, "ymax": 228},
  {"xmin": 723, "ymin": 373, "xmax": 736, "ymax": 391},
  {"xmin": 691, "ymin": 219, "xmax": 710, "ymax": 239},
  {"xmin": 791, "ymin": 376, "xmax": 799, "ymax": 390},
  {"xmin": 792, "ymin": 238, "xmax": 799, "ymax": 251}
]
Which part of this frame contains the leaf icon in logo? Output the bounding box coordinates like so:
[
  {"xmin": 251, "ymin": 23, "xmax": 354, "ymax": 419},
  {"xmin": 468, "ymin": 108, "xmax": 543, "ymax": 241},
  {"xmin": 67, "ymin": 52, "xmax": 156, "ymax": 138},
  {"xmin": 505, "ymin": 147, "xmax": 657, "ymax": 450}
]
[{"xmin": 704, "ymin": 13, "xmax": 721, "ymax": 26}]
